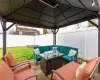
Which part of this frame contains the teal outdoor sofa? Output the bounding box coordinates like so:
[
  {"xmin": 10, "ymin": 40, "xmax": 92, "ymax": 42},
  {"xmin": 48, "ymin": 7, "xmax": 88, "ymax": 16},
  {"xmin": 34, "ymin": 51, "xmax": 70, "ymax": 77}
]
[{"xmin": 33, "ymin": 45, "xmax": 78, "ymax": 62}]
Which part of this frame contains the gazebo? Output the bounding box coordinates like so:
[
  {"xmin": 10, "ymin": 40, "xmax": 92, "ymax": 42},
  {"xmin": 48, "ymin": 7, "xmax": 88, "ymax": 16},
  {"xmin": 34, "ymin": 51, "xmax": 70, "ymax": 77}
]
[{"xmin": 0, "ymin": 0, "xmax": 100, "ymax": 71}]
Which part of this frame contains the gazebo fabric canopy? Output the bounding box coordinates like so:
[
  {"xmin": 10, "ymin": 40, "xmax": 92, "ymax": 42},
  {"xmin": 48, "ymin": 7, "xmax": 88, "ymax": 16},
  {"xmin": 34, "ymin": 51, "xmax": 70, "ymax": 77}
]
[{"xmin": 0, "ymin": 0, "xmax": 99, "ymax": 29}]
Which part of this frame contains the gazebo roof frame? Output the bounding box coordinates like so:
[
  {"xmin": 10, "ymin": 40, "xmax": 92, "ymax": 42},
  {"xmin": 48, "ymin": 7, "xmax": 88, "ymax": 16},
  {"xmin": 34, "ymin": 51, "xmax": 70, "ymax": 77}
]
[{"xmin": 0, "ymin": 0, "xmax": 99, "ymax": 29}]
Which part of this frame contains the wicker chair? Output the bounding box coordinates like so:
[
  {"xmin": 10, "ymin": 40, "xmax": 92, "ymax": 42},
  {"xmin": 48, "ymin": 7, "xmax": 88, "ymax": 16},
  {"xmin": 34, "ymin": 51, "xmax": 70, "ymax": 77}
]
[
  {"xmin": 51, "ymin": 57, "xmax": 100, "ymax": 80},
  {"xmin": 3, "ymin": 52, "xmax": 31, "ymax": 74}
]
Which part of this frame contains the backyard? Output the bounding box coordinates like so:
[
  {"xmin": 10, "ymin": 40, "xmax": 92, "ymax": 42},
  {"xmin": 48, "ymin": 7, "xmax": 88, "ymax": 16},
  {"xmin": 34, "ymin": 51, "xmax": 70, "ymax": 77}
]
[{"xmin": 0, "ymin": 46, "xmax": 34, "ymax": 62}]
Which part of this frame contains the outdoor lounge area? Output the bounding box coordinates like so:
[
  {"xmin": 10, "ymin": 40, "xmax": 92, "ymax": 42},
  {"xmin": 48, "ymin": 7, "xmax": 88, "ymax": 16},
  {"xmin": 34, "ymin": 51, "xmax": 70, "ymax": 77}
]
[
  {"xmin": 0, "ymin": 52, "xmax": 100, "ymax": 80},
  {"xmin": 0, "ymin": 0, "xmax": 100, "ymax": 80}
]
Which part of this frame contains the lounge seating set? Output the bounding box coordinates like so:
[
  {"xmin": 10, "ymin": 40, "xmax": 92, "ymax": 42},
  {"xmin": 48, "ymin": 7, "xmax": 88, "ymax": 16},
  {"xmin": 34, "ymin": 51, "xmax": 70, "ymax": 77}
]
[
  {"xmin": 34, "ymin": 45, "xmax": 78, "ymax": 63},
  {"xmin": 0, "ymin": 46, "xmax": 100, "ymax": 80},
  {"xmin": 33, "ymin": 45, "xmax": 100, "ymax": 80}
]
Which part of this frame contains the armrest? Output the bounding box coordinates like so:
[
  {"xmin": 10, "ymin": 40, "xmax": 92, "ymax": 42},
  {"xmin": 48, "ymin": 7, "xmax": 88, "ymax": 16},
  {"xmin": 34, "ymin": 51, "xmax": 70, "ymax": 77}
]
[
  {"xmin": 17, "ymin": 60, "xmax": 30, "ymax": 65},
  {"xmin": 51, "ymin": 70, "xmax": 65, "ymax": 80},
  {"xmin": 11, "ymin": 60, "xmax": 30, "ymax": 67},
  {"xmin": 15, "ymin": 56, "xmax": 29, "ymax": 60},
  {"xmin": 11, "ymin": 62, "xmax": 31, "ymax": 70},
  {"xmin": 24, "ymin": 75, "xmax": 37, "ymax": 80}
]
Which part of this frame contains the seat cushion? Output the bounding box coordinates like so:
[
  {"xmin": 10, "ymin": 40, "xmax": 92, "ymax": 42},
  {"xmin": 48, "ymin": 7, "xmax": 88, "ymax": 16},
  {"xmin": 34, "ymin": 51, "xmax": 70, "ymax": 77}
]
[
  {"xmin": 77, "ymin": 57, "xmax": 100, "ymax": 80},
  {"xmin": 13, "ymin": 64, "xmax": 30, "ymax": 74},
  {"xmin": 53, "ymin": 62, "xmax": 80, "ymax": 80},
  {"xmin": 63, "ymin": 55, "xmax": 72, "ymax": 62},
  {"xmin": 14, "ymin": 69, "xmax": 36, "ymax": 80},
  {"xmin": 63, "ymin": 55, "xmax": 76, "ymax": 62},
  {"xmin": 4, "ymin": 52, "xmax": 16, "ymax": 67},
  {"xmin": 0, "ymin": 61, "xmax": 14, "ymax": 80}
]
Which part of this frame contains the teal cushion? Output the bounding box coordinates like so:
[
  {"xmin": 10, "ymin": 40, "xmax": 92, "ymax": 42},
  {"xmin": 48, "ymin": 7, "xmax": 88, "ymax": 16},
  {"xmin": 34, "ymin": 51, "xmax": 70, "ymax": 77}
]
[
  {"xmin": 34, "ymin": 54, "xmax": 41, "ymax": 61},
  {"xmin": 63, "ymin": 55, "xmax": 77, "ymax": 62},
  {"xmin": 49, "ymin": 45, "xmax": 53, "ymax": 50},
  {"xmin": 37, "ymin": 47, "xmax": 44, "ymax": 53},
  {"xmin": 59, "ymin": 46, "xmax": 69, "ymax": 55},
  {"xmin": 63, "ymin": 55, "xmax": 72, "ymax": 62},
  {"xmin": 56, "ymin": 45, "xmax": 61, "ymax": 51},
  {"xmin": 42, "ymin": 46, "xmax": 50, "ymax": 52}
]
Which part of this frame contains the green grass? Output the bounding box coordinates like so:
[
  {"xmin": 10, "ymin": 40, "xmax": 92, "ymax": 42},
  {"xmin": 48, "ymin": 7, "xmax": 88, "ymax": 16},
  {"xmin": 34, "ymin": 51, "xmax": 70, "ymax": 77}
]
[{"xmin": 0, "ymin": 46, "xmax": 34, "ymax": 62}]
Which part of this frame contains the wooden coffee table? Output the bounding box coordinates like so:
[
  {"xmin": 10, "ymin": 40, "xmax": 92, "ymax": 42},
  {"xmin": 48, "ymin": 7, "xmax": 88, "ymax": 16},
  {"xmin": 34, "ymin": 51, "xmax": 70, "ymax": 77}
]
[{"xmin": 39, "ymin": 52, "xmax": 64, "ymax": 76}]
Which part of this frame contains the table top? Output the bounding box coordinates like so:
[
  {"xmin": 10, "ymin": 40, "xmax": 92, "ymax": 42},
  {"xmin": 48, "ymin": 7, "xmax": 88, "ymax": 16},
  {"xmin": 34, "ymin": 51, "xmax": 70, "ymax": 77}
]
[{"xmin": 39, "ymin": 51, "xmax": 64, "ymax": 60}]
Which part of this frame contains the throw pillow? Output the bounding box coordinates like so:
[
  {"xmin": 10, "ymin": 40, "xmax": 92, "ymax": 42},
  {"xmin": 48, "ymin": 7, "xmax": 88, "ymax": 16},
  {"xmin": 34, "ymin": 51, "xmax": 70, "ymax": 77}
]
[
  {"xmin": 68, "ymin": 49, "xmax": 77, "ymax": 57},
  {"xmin": 75, "ymin": 62, "xmax": 87, "ymax": 78},
  {"xmin": 34, "ymin": 48, "xmax": 40, "ymax": 55}
]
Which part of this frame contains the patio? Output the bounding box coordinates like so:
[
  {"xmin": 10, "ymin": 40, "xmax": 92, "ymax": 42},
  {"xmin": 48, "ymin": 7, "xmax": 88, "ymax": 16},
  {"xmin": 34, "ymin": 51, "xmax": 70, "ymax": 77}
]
[
  {"xmin": 29, "ymin": 59, "xmax": 100, "ymax": 80},
  {"xmin": 0, "ymin": 0, "xmax": 100, "ymax": 80}
]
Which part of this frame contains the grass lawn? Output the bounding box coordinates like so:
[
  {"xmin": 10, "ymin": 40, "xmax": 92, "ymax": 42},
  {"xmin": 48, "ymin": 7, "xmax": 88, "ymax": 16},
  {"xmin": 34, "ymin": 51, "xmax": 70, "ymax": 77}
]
[{"xmin": 0, "ymin": 46, "xmax": 34, "ymax": 62}]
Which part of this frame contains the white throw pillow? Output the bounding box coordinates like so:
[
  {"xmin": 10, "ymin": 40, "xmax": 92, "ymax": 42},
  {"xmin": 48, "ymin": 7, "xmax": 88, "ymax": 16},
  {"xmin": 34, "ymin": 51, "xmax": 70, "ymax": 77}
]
[
  {"xmin": 75, "ymin": 62, "xmax": 87, "ymax": 78},
  {"xmin": 34, "ymin": 48, "xmax": 40, "ymax": 55},
  {"xmin": 68, "ymin": 49, "xmax": 77, "ymax": 57}
]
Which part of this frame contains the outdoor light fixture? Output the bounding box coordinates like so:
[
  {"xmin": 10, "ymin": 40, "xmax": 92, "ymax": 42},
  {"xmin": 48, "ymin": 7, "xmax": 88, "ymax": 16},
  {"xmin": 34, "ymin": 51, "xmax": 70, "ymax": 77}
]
[
  {"xmin": 92, "ymin": 0, "xmax": 100, "ymax": 14},
  {"xmin": 39, "ymin": 0, "xmax": 58, "ymax": 8}
]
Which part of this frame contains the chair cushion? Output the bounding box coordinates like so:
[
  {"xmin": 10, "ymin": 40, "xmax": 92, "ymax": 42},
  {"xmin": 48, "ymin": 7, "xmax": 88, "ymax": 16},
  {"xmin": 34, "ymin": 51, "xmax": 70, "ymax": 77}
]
[
  {"xmin": 13, "ymin": 64, "xmax": 30, "ymax": 74},
  {"xmin": 63, "ymin": 55, "xmax": 72, "ymax": 62},
  {"xmin": 4, "ymin": 52, "xmax": 16, "ymax": 67},
  {"xmin": 14, "ymin": 68, "xmax": 36, "ymax": 80},
  {"xmin": 77, "ymin": 57, "xmax": 100, "ymax": 80},
  {"xmin": 53, "ymin": 62, "xmax": 80, "ymax": 80},
  {"xmin": 63, "ymin": 55, "xmax": 76, "ymax": 62},
  {"xmin": 0, "ymin": 61, "xmax": 14, "ymax": 80}
]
